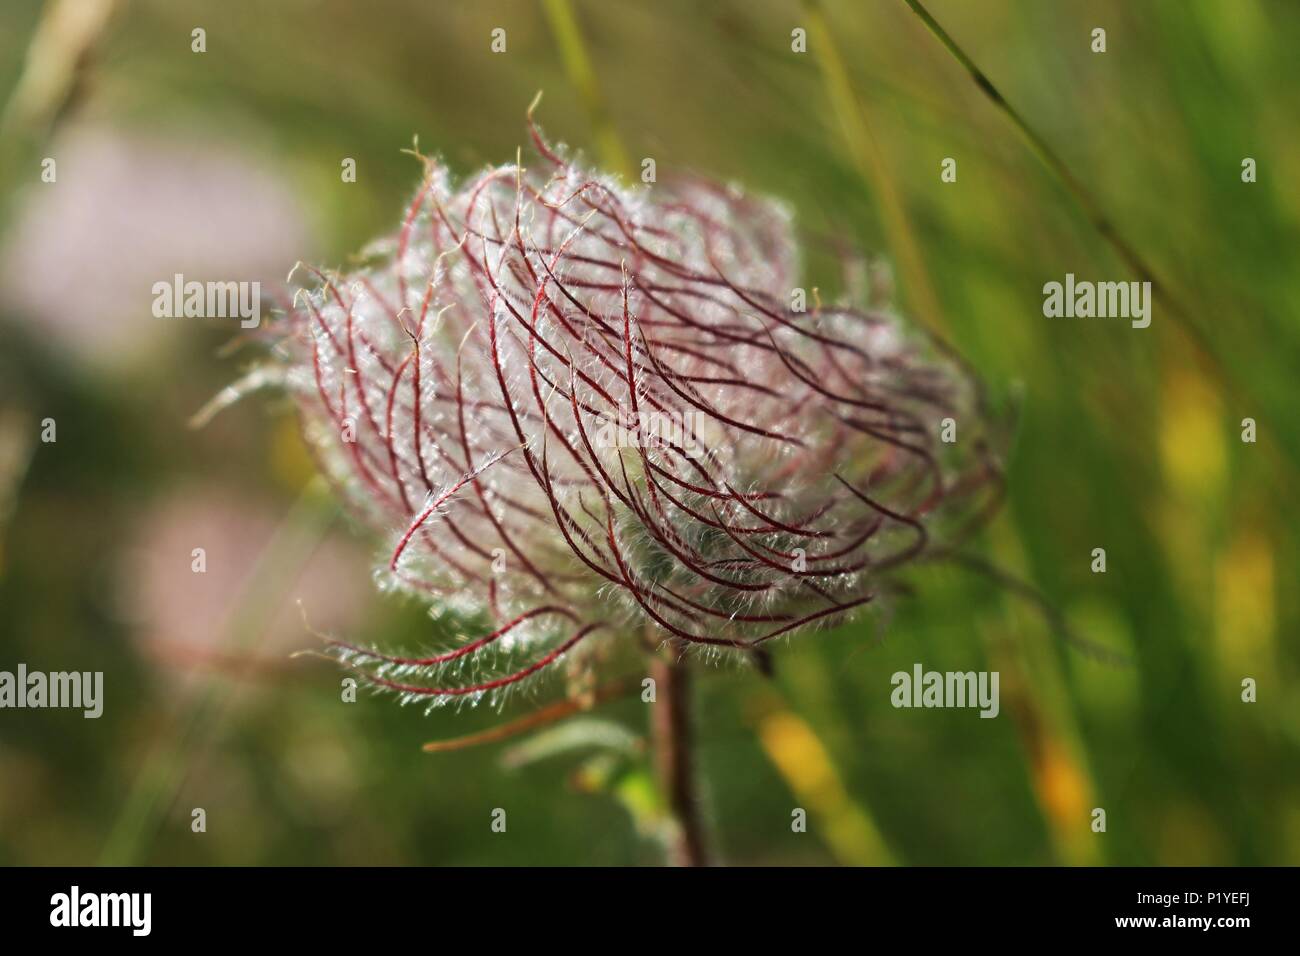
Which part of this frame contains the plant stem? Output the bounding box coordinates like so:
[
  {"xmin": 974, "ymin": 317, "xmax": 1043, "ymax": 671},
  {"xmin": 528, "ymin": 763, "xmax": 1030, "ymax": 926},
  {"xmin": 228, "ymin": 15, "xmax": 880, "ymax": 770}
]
[{"xmin": 650, "ymin": 650, "xmax": 708, "ymax": 866}]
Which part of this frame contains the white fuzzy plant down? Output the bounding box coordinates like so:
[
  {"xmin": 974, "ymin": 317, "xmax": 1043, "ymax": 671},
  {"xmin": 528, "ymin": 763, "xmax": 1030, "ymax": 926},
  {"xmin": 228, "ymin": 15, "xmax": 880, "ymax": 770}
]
[{"xmin": 277, "ymin": 127, "xmax": 996, "ymax": 708}]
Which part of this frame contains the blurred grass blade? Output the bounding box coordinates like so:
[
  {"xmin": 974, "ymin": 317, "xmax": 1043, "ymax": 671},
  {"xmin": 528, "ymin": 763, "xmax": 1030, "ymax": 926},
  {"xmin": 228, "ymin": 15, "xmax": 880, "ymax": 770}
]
[
  {"xmin": 0, "ymin": 0, "xmax": 117, "ymax": 139},
  {"xmin": 98, "ymin": 479, "xmax": 338, "ymax": 865},
  {"xmin": 0, "ymin": 409, "xmax": 36, "ymax": 574},
  {"xmin": 758, "ymin": 708, "xmax": 896, "ymax": 865},
  {"xmin": 898, "ymin": 0, "xmax": 1224, "ymax": 368},
  {"xmin": 803, "ymin": 0, "xmax": 947, "ymax": 336},
  {"xmin": 0, "ymin": 0, "xmax": 118, "ymax": 225},
  {"xmin": 541, "ymin": 0, "xmax": 633, "ymax": 179}
]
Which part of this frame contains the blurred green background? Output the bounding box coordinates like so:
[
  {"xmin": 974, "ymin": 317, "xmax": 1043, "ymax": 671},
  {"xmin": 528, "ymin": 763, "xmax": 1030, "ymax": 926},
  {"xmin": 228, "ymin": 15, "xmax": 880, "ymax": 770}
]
[{"xmin": 0, "ymin": 0, "xmax": 1296, "ymax": 866}]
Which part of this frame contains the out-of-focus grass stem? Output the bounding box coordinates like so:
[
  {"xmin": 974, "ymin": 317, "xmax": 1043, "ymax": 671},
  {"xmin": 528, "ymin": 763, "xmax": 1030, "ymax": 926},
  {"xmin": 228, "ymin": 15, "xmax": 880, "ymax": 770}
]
[
  {"xmin": 899, "ymin": 0, "xmax": 1229, "ymax": 384},
  {"xmin": 805, "ymin": 0, "xmax": 1106, "ymax": 862},
  {"xmin": 0, "ymin": 0, "xmax": 118, "ymax": 228},
  {"xmin": 98, "ymin": 479, "xmax": 337, "ymax": 865},
  {"xmin": 541, "ymin": 0, "xmax": 633, "ymax": 180},
  {"xmin": 803, "ymin": 0, "xmax": 948, "ymax": 336}
]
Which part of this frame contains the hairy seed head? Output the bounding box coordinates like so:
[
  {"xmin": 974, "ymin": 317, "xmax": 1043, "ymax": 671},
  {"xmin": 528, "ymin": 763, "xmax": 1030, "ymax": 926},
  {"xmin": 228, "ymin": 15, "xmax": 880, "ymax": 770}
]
[{"xmin": 277, "ymin": 127, "xmax": 998, "ymax": 707}]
